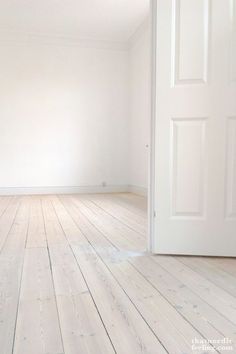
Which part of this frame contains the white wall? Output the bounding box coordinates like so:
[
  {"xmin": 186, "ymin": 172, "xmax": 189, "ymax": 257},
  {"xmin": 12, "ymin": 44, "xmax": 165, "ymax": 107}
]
[
  {"xmin": 0, "ymin": 41, "xmax": 129, "ymax": 192},
  {"xmin": 0, "ymin": 26, "xmax": 150, "ymax": 195},
  {"xmin": 128, "ymin": 24, "xmax": 150, "ymax": 194}
]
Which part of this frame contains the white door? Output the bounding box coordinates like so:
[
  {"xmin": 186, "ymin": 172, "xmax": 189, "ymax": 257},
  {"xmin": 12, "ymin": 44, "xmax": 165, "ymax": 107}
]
[{"xmin": 151, "ymin": 0, "xmax": 236, "ymax": 256}]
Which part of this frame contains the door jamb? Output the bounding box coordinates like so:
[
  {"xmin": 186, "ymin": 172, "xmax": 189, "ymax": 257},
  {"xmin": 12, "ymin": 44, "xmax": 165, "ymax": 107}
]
[{"xmin": 148, "ymin": 0, "xmax": 157, "ymax": 253}]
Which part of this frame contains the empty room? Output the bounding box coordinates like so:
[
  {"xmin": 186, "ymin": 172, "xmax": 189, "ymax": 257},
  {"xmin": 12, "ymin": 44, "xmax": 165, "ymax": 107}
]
[{"xmin": 0, "ymin": 0, "xmax": 236, "ymax": 353}]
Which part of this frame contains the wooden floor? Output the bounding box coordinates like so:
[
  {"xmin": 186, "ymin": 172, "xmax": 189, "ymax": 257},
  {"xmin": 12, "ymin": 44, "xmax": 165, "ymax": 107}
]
[{"xmin": 0, "ymin": 193, "xmax": 236, "ymax": 354}]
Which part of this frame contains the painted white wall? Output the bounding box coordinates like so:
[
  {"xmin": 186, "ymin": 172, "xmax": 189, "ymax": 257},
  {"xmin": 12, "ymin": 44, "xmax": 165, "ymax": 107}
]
[
  {"xmin": 128, "ymin": 24, "xmax": 150, "ymax": 193},
  {"xmin": 0, "ymin": 22, "xmax": 150, "ymax": 195},
  {"xmin": 0, "ymin": 42, "xmax": 129, "ymax": 190}
]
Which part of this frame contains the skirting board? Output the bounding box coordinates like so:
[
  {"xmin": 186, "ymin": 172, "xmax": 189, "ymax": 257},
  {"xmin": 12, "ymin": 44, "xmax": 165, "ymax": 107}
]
[
  {"xmin": 0, "ymin": 184, "xmax": 147, "ymax": 196},
  {"xmin": 128, "ymin": 185, "xmax": 147, "ymax": 197},
  {"xmin": 0, "ymin": 185, "xmax": 129, "ymax": 196}
]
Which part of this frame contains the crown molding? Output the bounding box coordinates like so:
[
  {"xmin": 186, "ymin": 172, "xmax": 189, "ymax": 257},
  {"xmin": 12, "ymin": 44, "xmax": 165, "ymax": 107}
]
[
  {"xmin": 127, "ymin": 17, "xmax": 150, "ymax": 49},
  {"xmin": 0, "ymin": 29, "xmax": 129, "ymax": 50},
  {"xmin": 0, "ymin": 20, "xmax": 150, "ymax": 51}
]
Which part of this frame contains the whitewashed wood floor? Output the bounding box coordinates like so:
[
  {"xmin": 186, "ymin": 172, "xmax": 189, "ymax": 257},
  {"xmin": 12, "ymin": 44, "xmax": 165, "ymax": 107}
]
[{"xmin": 0, "ymin": 193, "xmax": 236, "ymax": 354}]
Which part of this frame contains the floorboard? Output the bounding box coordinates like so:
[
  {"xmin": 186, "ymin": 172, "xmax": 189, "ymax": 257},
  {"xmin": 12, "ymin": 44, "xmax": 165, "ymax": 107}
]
[{"xmin": 0, "ymin": 193, "xmax": 235, "ymax": 354}]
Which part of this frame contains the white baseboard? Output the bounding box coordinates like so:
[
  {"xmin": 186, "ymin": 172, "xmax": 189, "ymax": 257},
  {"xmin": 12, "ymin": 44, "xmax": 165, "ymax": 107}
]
[
  {"xmin": 128, "ymin": 185, "xmax": 147, "ymax": 197},
  {"xmin": 0, "ymin": 185, "xmax": 129, "ymax": 196},
  {"xmin": 0, "ymin": 184, "xmax": 148, "ymax": 197}
]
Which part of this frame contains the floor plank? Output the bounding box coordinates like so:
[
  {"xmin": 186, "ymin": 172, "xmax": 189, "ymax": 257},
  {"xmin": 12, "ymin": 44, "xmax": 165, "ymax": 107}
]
[
  {"xmin": 0, "ymin": 197, "xmax": 21, "ymax": 251},
  {"xmin": 0, "ymin": 196, "xmax": 13, "ymax": 218},
  {"xmin": 26, "ymin": 196, "xmax": 47, "ymax": 248},
  {"xmin": 152, "ymin": 256, "xmax": 236, "ymax": 326},
  {"xmin": 58, "ymin": 196, "xmax": 218, "ymax": 353},
  {"xmin": 13, "ymin": 247, "xmax": 64, "ymax": 354},
  {"xmin": 178, "ymin": 256, "xmax": 236, "ymax": 297},
  {"xmin": 43, "ymin": 197, "xmax": 115, "ymax": 354},
  {"xmin": 56, "ymin": 196, "xmax": 168, "ymax": 354},
  {"xmin": 69, "ymin": 195, "xmax": 145, "ymax": 252},
  {"xmin": 131, "ymin": 255, "xmax": 236, "ymax": 350},
  {"xmin": 0, "ymin": 192, "xmax": 235, "ymax": 354},
  {"xmin": 0, "ymin": 197, "xmax": 29, "ymax": 354},
  {"xmin": 83, "ymin": 194, "xmax": 147, "ymax": 235}
]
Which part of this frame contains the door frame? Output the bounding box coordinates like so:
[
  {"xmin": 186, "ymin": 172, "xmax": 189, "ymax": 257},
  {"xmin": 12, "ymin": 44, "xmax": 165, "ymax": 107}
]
[{"xmin": 148, "ymin": 0, "xmax": 157, "ymax": 253}]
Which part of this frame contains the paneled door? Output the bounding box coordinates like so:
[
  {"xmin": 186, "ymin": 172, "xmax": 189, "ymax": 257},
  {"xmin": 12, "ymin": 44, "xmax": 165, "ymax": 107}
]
[{"xmin": 151, "ymin": 0, "xmax": 236, "ymax": 255}]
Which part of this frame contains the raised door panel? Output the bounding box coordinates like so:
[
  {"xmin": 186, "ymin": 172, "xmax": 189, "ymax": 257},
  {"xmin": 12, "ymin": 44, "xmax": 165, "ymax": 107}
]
[
  {"xmin": 230, "ymin": 0, "xmax": 236, "ymax": 82},
  {"xmin": 225, "ymin": 117, "xmax": 236, "ymax": 218},
  {"xmin": 171, "ymin": 118, "xmax": 207, "ymax": 218},
  {"xmin": 172, "ymin": 0, "xmax": 210, "ymax": 85}
]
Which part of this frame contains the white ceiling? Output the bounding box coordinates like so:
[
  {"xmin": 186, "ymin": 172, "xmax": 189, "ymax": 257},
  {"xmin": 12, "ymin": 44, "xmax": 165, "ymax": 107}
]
[{"xmin": 0, "ymin": 0, "xmax": 149, "ymax": 42}]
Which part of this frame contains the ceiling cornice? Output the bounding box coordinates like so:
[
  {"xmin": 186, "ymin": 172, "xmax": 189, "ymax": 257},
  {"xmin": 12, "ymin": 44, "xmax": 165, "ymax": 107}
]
[
  {"xmin": 0, "ymin": 29, "xmax": 129, "ymax": 51},
  {"xmin": 127, "ymin": 16, "xmax": 150, "ymax": 49}
]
